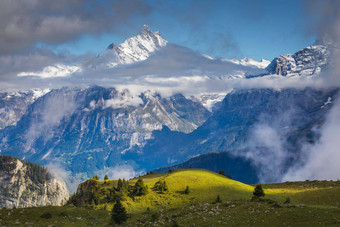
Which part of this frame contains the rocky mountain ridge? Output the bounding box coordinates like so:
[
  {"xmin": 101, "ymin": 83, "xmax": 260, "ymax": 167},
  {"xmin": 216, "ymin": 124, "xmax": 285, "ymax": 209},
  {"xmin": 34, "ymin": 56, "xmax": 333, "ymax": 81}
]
[
  {"xmin": 0, "ymin": 155, "xmax": 69, "ymax": 208},
  {"xmin": 0, "ymin": 86, "xmax": 210, "ymax": 178}
]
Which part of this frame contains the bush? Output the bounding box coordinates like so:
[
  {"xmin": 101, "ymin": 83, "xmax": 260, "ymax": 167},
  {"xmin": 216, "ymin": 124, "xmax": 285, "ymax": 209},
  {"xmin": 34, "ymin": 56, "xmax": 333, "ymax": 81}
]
[
  {"xmin": 153, "ymin": 180, "xmax": 168, "ymax": 193},
  {"xmin": 111, "ymin": 200, "xmax": 128, "ymax": 225},
  {"xmin": 59, "ymin": 211, "xmax": 68, "ymax": 217},
  {"xmin": 253, "ymin": 185, "xmax": 265, "ymax": 198},
  {"xmin": 40, "ymin": 212, "xmax": 52, "ymax": 219},
  {"xmin": 284, "ymin": 197, "xmax": 291, "ymax": 204}
]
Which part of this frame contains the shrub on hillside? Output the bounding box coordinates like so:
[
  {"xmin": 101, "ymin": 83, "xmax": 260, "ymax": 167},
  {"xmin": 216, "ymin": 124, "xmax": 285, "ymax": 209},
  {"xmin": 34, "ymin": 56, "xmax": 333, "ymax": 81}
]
[
  {"xmin": 40, "ymin": 212, "xmax": 52, "ymax": 219},
  {"xmin": 153, "ymin": 180, "xmax": 168, "ymax": 193}
]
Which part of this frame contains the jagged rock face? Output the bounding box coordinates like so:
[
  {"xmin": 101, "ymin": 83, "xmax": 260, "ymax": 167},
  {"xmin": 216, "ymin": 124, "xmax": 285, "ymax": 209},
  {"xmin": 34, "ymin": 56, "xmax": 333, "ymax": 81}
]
[
  {"xmin": 266, "ymin": 45, "xmax": 329, "ymax": 76},
  {"xmin": 0, "ymin": 89, "xmax": 50, "ymax": 129},
  {"xmin": 0, "ymin": 86, "xmax": 210, "ymax": 177},
  {"xmin": 0, "ymin": 155, "xmax": 69, "ymax": 208}
]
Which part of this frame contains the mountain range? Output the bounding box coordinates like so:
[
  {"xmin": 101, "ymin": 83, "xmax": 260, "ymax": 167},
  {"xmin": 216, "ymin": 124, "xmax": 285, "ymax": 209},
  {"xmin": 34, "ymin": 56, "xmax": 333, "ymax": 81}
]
[{"xmin": 0, "ymin": 25, "xmax": 337, "ymax": 185}]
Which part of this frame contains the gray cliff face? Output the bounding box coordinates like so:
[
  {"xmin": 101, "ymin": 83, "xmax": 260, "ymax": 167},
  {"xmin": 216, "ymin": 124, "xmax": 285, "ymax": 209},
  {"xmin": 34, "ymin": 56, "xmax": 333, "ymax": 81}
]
[{"xmin": 0, "ymin": 155, "xmax": 69, "ymax": 208}]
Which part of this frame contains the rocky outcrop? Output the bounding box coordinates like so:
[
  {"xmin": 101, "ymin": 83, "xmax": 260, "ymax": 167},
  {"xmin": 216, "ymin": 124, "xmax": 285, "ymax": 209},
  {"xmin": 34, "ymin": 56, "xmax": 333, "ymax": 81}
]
[
  {"xmin": 0, "ymin": 155, "xmax": 69, "ymax": 208},
  {"xmin": 266, "ymin": 44, "xmax": 329, "ymax": 76}
]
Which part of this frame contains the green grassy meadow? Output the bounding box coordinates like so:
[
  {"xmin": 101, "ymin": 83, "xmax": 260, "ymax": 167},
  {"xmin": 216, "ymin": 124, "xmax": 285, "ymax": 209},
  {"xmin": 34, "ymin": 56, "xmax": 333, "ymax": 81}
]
[{"xmin": 1, "ymin": 169, "xmax": 340, "ymax": 226}]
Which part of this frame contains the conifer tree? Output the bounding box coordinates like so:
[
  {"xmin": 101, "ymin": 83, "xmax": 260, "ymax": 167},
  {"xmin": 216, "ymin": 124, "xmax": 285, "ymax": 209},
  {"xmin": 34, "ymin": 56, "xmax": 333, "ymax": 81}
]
[
  {"xmin": 111, "ymin": 200, "xmax": 128, "ymax": 225},
  {"xmin": 184, "ymin": 186, "xmax": 190, "ymax": 194},
  {"xmin": 133, "ymin": 179, "xmax": 148, "ymax": 196},
  {"xmin": 122, "ymin": 179, "xmax": 129, "ymax": 190},
  {"xmin": 253, "ymin": 185, "xmax": 265, "ymax": 198},
  {"xmin": 215, "ymin": 195, "xmax": 222, "ymax": 203},
  {"xmin": 117, "ymin": 179, "xmax": 123, "ymax": 191},
  {"xmin": 104, "ymin": 175, "xmax": 109, "ymax": 180},
  {"xmin": 218, "ymin": 170, "xmax": 225, "ymax": 176}
]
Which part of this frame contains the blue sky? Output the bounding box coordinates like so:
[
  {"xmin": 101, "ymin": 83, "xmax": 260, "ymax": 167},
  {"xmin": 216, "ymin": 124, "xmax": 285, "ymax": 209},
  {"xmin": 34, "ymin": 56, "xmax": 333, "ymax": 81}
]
[{"xmin": 46, "ymin": 0, "xmax": 318, "ymax": 61}]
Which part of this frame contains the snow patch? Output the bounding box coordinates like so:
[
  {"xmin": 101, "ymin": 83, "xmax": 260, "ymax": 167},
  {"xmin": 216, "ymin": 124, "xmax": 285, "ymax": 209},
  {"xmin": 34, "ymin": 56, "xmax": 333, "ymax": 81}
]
[{"xmin": 223, "ymin": 57, "xmax": 270, "ymax": 69}]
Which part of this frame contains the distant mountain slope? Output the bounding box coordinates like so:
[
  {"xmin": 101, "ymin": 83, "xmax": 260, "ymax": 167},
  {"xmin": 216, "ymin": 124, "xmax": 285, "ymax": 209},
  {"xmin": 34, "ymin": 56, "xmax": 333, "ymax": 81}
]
[
  {"xmin": 0, "ymin": 86, "xmax": 210, "ymax": 178},
  {"xmin": 138, "ymin": 88, "xmax": 338, "ymax": 183},
  {"xmin": 0, "ymin": 89, "xmax": 50, "ymax": 129},
  {"xmin": 0, "ymin": 155, "xmax": 69, "ymax": 208}
]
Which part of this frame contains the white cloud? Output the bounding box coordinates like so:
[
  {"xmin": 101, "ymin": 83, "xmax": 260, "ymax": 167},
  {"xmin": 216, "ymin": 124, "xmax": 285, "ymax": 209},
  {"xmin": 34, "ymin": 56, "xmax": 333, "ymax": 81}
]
[
  {"xmin": 283, "ymin": 95, "xmax": 340, "ymax": 181},
  {"xmin": 18, "ymin": 64, "xmax": 81, "ymax": 78}
]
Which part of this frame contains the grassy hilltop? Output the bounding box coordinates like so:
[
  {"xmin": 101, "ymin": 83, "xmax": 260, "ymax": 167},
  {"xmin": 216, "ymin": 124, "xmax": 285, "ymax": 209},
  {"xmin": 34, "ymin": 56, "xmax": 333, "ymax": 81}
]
[{"xmin": 1, "ymin": 169, "xmax": 340, "ymax": 226}]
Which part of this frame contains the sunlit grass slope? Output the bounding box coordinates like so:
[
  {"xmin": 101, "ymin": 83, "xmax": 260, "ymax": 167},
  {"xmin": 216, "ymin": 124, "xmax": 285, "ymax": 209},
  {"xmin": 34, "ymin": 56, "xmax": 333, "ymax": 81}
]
[{"xmin": 99, "ymin": 169, "xmax": 254, "ymax": 213}]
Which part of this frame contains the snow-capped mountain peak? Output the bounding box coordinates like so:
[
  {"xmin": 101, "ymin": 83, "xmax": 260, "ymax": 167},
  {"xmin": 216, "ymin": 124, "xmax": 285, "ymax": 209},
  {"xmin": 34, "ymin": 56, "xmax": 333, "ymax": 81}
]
[{"xmin": 100, "ymin": 24, "xmax": 167, "ymax": 67}]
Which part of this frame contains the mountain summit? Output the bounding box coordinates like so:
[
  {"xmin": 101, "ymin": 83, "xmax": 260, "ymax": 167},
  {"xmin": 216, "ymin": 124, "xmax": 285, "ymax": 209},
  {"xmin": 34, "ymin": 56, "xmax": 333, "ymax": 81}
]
[{"xmin": 91, "ymin": 25, "xmax": 167, "ymax": 68}]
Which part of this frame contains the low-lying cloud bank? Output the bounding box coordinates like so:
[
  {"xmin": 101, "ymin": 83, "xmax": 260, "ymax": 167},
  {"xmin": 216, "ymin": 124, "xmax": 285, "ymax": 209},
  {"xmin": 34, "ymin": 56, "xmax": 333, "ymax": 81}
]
[{"xmin": 282, "ymin": 94, "xmax": 340, "ymax": 181}]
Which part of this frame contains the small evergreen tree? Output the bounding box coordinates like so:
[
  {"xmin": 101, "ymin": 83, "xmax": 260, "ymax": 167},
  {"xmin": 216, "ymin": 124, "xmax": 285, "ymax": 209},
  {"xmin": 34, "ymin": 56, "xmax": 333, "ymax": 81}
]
[
  {"xmin": 168, "ymin": 169, "xmax": 172, "ymax": 173},
  {"xmin": 184, "ymin": 186, "xmax": 190, "ymax": 194},
  {"xmin": 93, "ymin": 175, "xmax": 99, "ymax": 180},
  {"xmin": 133, "ymin": 179, "xmax": 148, "ymax": 196},
  {"xmin": 104, "ymin": 175, "xmax": 109, "ymax": 180},
  {"xmin": 111, "ymin": 200, "xmax": 128, "ymax": 225},
  {"xmin": 215, "ymin": 195, "xmax": 222, "ymax": 203},
  {"xmin": 253, "ymin": 185, "xmax": 265, "ymax": 198},
  {"xmin": 218, "ymin": 170, "xmax": 225, "ymax": 176},
  {"xmin": 122, "ymin": 179, "xmax": 129, "ymax": 190},
  {"xmin": 117, "ymin": 179, "xmax": 123, "ymax": 191}
]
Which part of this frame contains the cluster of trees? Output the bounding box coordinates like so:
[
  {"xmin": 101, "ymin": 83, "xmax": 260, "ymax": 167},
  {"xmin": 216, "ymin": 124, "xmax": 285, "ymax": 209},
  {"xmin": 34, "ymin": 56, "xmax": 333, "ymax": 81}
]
[
  {"xmin": 107, "ymin": 178, "xmax": 148, "ymax": 203},
  {"xmin": 153, "ymin": 180, "xmax": 168, "ymax": 193},
  {"xmin": 146, "ymin": 171, "xmax": 154, "ymax": 175},
  {"xmin": 111, "ymin": 178, "xmax": 148, "ymax": 225}
]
